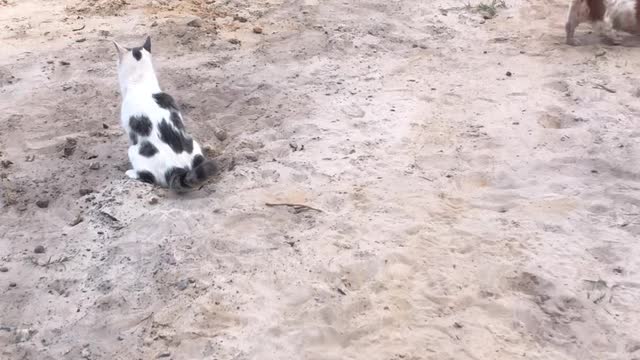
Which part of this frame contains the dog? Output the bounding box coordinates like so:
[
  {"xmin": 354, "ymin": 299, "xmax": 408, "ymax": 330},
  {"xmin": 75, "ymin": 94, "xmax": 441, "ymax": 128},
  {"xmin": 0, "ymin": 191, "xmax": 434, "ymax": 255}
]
[{"xmin": 566, "ymin": 0, "xmax": 639, "ymax": 45}]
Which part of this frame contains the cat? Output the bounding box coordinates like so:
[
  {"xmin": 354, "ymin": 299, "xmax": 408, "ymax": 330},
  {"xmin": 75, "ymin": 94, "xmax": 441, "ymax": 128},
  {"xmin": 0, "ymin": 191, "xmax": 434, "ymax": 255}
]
[{"xmin": 113, "ymin": 36, "xmax": 217, "ymax": 192}]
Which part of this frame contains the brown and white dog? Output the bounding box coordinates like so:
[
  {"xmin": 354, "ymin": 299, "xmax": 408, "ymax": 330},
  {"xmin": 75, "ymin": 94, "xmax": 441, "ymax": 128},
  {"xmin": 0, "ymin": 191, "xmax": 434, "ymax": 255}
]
[{"xmin": 566, "ymin": 0, "xmax": 639, "ymax": 45}]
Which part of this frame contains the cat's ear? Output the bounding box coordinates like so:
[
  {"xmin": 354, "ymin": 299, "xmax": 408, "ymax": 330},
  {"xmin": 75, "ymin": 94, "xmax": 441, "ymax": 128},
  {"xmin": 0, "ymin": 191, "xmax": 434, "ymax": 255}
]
[
  {"xmin": 113, "ymin": 40, "xmax": 127, "ymax": 59},
  {"xmin": 143, "ymin": 36, "xmax": 151, "ymax": 53}
]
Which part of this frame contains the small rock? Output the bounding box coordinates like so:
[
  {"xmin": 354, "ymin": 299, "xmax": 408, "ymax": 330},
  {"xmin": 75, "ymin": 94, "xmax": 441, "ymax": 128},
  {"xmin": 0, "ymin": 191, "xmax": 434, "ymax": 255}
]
[
  {"xmin": 453, "ymin": 322, "xmax": 463, "ymax": 329},
  {"xmin": 79, "ymin": 188, "xmax": 94, "ymax": 196},
  {"xmin": 149, "ymin": 197, "xmax": 158, "ymax": 205},
  {"xmin": 34, "ymin": 245, "xmax": 45, "ymax": 254},
  {"xmin": 506, "ymin": 71, "xmax": 512, "ymax": 77},
  {"xmin": 228, "ymin": 38, "xmax": 241, "ymax": 45},
  {"xmin": 214, "ymin": 127, "xmax": 228, "ymax": 141},
  {"xmin": 81, "ymin": 347, "xmax": 91, "ymax": 359},
  {"xmin": 151, "ymin": 21, "xmax": 158, "ymax": 27},
  {"xmin": 89, "ymin": 162, "xmax": 100, "ymax": 170},
  {"xmin": 25, "ymin": 154, "xmax": 35, "ymax": 162},
  {"xmin": 62, "ymin": 138, "xmax": 77, "ymax": 157},
  {"xmin": 253, "ymin": 26, "xmax": 263, "ymax": 34},
  {"xmin": 187, "ymin": 18, "xmax": 203, "ymax": 27},
  {"xmin": 176, "ymin": 279, "xmax": 189, "ymax": 291},
  {"xmin": 234, "ymin": 15, "xmax": 248, "ymax": 22},
  {"xmin": 98, "ymin": 30, "xmax": 111, "ymax": 37},
  {"xmin": 62, "ymin": 85, "xmax": 72, "ymax": 91},
  {"xmin": 117, "ymin": 335, "xmax": 124, "ymax": 341},
  {"xmin": 102, "ymin": 123, "xmax": 109, "ymax": 129},
  {"xmin": 76, "ymin": 38, "xmax": 86, "ymax": 43},
  {"xmin": 70, "ymin": 216, "xmax": 84, "ymax": 226},
  {"xmin": 35, "ymin": 199, "xmax": 49, "ymax": 209},
  {"xmin": 60, "ymin": 61, "xmax": 70, "ymax": 66},
  {"xmin": 203, "ymin": 145, "xmax": 220, "ymax": 158},
  {"xmin": 242, "ymin": 151, "xmax": 258, "ymax": 162},
  {"xmin": 0, "ymin": 266, "xmax": 8, "ymax": 272},
  {"xmin": 9, "ymin": 282, "xmax": 17, "ymax": 288},
  {"xmin": 157, "ymin": 353, "xmax": 171, "ymax": 358},
  {"xmin": 15, "ymin": 328, "xmax": 36, "ymax": 343}
]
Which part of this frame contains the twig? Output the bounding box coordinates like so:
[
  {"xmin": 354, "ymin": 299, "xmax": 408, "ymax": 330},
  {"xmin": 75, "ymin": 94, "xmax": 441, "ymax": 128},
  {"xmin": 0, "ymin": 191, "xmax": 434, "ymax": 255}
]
[
  {"xmin": 593, "ymin": 84, "xmax": 616, "ymax": 93},
  {"xmin": 133, "ymin": 312, "xmax": 154, "ymax": 327},
  {"xmin": 29, "ymin": 253, "xmax": 76, "ymax": 268},
  {"xmin": 72, "ymin": 24, "xmax": 86, "ymax": 32},
  {"xmin": 265, "ymin": 202, "xmax": 323, "ymax": 213},
  {"xmin": 593, "ymin": 293, "xmax": 606, "ymax": 304}
]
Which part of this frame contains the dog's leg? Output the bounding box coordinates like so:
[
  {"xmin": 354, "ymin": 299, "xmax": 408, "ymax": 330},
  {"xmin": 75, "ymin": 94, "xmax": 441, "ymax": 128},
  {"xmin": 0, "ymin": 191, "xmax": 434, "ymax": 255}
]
[
  {"xmin": 566, "ymin": 0, "xmax": 583, "ymax": 45},
  {"xmin": 595, "ymin": 18, "xmax": 624, "ymax": 44}
]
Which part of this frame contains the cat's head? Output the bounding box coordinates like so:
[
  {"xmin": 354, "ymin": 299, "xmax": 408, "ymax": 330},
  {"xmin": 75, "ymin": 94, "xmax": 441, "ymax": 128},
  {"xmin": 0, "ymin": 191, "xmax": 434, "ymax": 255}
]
[{"xmin": 113, "ymin": 36, "xmax": 154, "ymax": 94}]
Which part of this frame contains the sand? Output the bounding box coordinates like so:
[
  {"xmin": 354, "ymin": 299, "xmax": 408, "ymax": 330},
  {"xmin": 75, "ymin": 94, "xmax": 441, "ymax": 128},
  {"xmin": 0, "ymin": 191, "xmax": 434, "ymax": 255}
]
[{"xmin": 1, "ymin": 0, "xmax": 639, "ymax": 359}]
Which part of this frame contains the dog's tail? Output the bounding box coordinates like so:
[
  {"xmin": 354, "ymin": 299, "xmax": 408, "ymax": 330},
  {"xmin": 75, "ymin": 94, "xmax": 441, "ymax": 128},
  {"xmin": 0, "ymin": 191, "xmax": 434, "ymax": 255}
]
[{"xmin": 167, "ymin": 160, "xmax": 218, "ymax": 192}]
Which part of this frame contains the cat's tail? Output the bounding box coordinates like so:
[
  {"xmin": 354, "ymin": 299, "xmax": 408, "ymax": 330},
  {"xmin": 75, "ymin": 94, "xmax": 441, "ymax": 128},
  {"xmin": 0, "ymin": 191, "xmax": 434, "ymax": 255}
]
[{"xmin": 168, "ymin": 160, "xmax": 218, "ymax": 192}]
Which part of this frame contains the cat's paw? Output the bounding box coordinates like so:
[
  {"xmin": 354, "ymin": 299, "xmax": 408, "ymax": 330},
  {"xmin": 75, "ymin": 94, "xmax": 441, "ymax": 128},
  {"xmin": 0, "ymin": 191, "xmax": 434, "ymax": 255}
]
[{"xmin": 125, "ymin": 170, "xmax": 138, "ymax": 179}]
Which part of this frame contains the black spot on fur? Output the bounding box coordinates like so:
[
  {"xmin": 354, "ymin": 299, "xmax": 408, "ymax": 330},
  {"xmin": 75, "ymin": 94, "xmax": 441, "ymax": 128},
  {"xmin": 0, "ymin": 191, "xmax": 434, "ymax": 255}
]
[
  {"xmin": 143, "ymin": 36, "xmax": 151, "ymax": 52},
  {"xmin": 129, "ymin": 115, "xmax": 152, "ymax": 136},
  {"xmin": 129, "ymin": 132, "xmax": 138, "ymax": 145},
  {"xmin": 192, "ymin": 160, "xmax": 219, "ymax": 182},
  {"xmin": 139, "ymin": 141, "xmax": 158, "ymax": 157},
  {"xmin": 170, "ymin": 111, "xmax": 184, "ymax": 129},
  {"xmin": 194, "ymin": 164, "xmax": 208, "ymax": 181},
  {"xmin": 192, "ymin": 154, "xmax": 205, "ymax": 168},
  {"xmin": 165, "ymin": 167, "xmax": 189, "ymax": 187},
  {"xmin": 158, "ymin": 119, "xmax": 184, "ymax": 153},
  {"xmin": 137, "ymin": 171, "xmax": 155, "ymax": 184},
  {"xmin": 153, "ymin": 93, "xmax": 178, "ymax": 110},
  {"xmin": 132, "ymin": 47, "xmax": 142, "ymax": 61},
  {"xmin": 183, "ymin": 136, "xmax": 194, "ymax": 154}
]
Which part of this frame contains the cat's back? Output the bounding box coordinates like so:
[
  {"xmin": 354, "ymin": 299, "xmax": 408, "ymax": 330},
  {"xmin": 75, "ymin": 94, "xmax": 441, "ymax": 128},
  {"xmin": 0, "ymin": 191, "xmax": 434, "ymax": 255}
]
[{"xmin": 120, "ymin": 89, "xmax": 167, "ymax": 126}]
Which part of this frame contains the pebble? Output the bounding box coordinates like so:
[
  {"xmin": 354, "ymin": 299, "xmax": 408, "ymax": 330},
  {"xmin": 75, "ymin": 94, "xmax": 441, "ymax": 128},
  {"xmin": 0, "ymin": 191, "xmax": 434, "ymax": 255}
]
[
  {"xmin": 34, "ymin": 245, "xmax": 45, "ymax": 254},
  {"xmin": 36, "ymin": 199, "xmax": 49, "ymax": 208},
  {"xmin": 506, "ymin": 71, "xmax": 512, "ymax": 77},
  {"xmin": 79, "ymin": 188, "xmax": 94, "ymax": 196},
  {"xmin": 242, "ymin": 151, "xmax": 258, "ymax": 162},
  {"xmin": 70, "ymin": 216, "xmax": 84, "ymax": 226},
  {"xmin": 98, "ymin": 30, "xmax": 111, "ymax": 37},
  {"xmin": 157, "ymin": 353, "xmax": 171, "ymax": 358},
  {"xmin": 187, "ymin": 18, "xmax": 203, "ymax": 27},
  {"xmin": 9, "ymin": 282, "xmax": 17, "ymax": 288},
  {"xmin": 149, "ymin": 197, "xmax": 158, "ymax": 205},
  {"xmin": 234, "ymin": 15, "xmax": 248, "ymax": 22},
  {"xmin": 228, "ymin": 38, "xmax": 241, "ymax": 45},
  {"xmin": 0, "ymin": 266, "xmax": 8, "ymax": 272},
  {"xmin": 176, "ymin": 279, "xmax": 189, "ymax": 291},
  {"xmin": 214, "ymin": 127, "xmax": 228, "ymax": 141},
  {"xmin": 253, "ymin": 26, "xmax": 263, "ymax": 34},
  {"xmin": 89, "ymin": 162, "xmax": 100, "ymax": 170},
  {"xmin": 60, "ymin": 61, "xmax": 70, "ymax": 66}
]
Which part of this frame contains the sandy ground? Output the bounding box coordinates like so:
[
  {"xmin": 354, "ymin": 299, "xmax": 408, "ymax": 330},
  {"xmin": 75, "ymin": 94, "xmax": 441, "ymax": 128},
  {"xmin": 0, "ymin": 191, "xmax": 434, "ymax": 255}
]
[{"xmin": 1, "ymin": 0, "xmax": 640, "ymax": 359}]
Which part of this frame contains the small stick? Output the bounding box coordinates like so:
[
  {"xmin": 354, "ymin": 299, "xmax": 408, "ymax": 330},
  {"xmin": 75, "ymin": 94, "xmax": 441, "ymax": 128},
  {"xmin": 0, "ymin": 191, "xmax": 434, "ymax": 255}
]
[
  {"xmin": 593, "ymin": 84, "xmax": 616, "ymax": 93},
  {"xmin": 265, "ymin": 202, "xmax": 323, "ymax": 213},
  {"xmin": 72, "ymin": 24, "xmax": 86, "ymax": 31}
]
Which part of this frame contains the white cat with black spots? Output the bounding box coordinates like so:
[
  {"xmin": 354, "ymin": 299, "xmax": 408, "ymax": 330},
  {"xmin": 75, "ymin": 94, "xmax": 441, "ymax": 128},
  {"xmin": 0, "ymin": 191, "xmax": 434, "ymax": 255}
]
[{"xmin": 113, "ymin": 36, "xmax": 217, "ymax": 191}]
